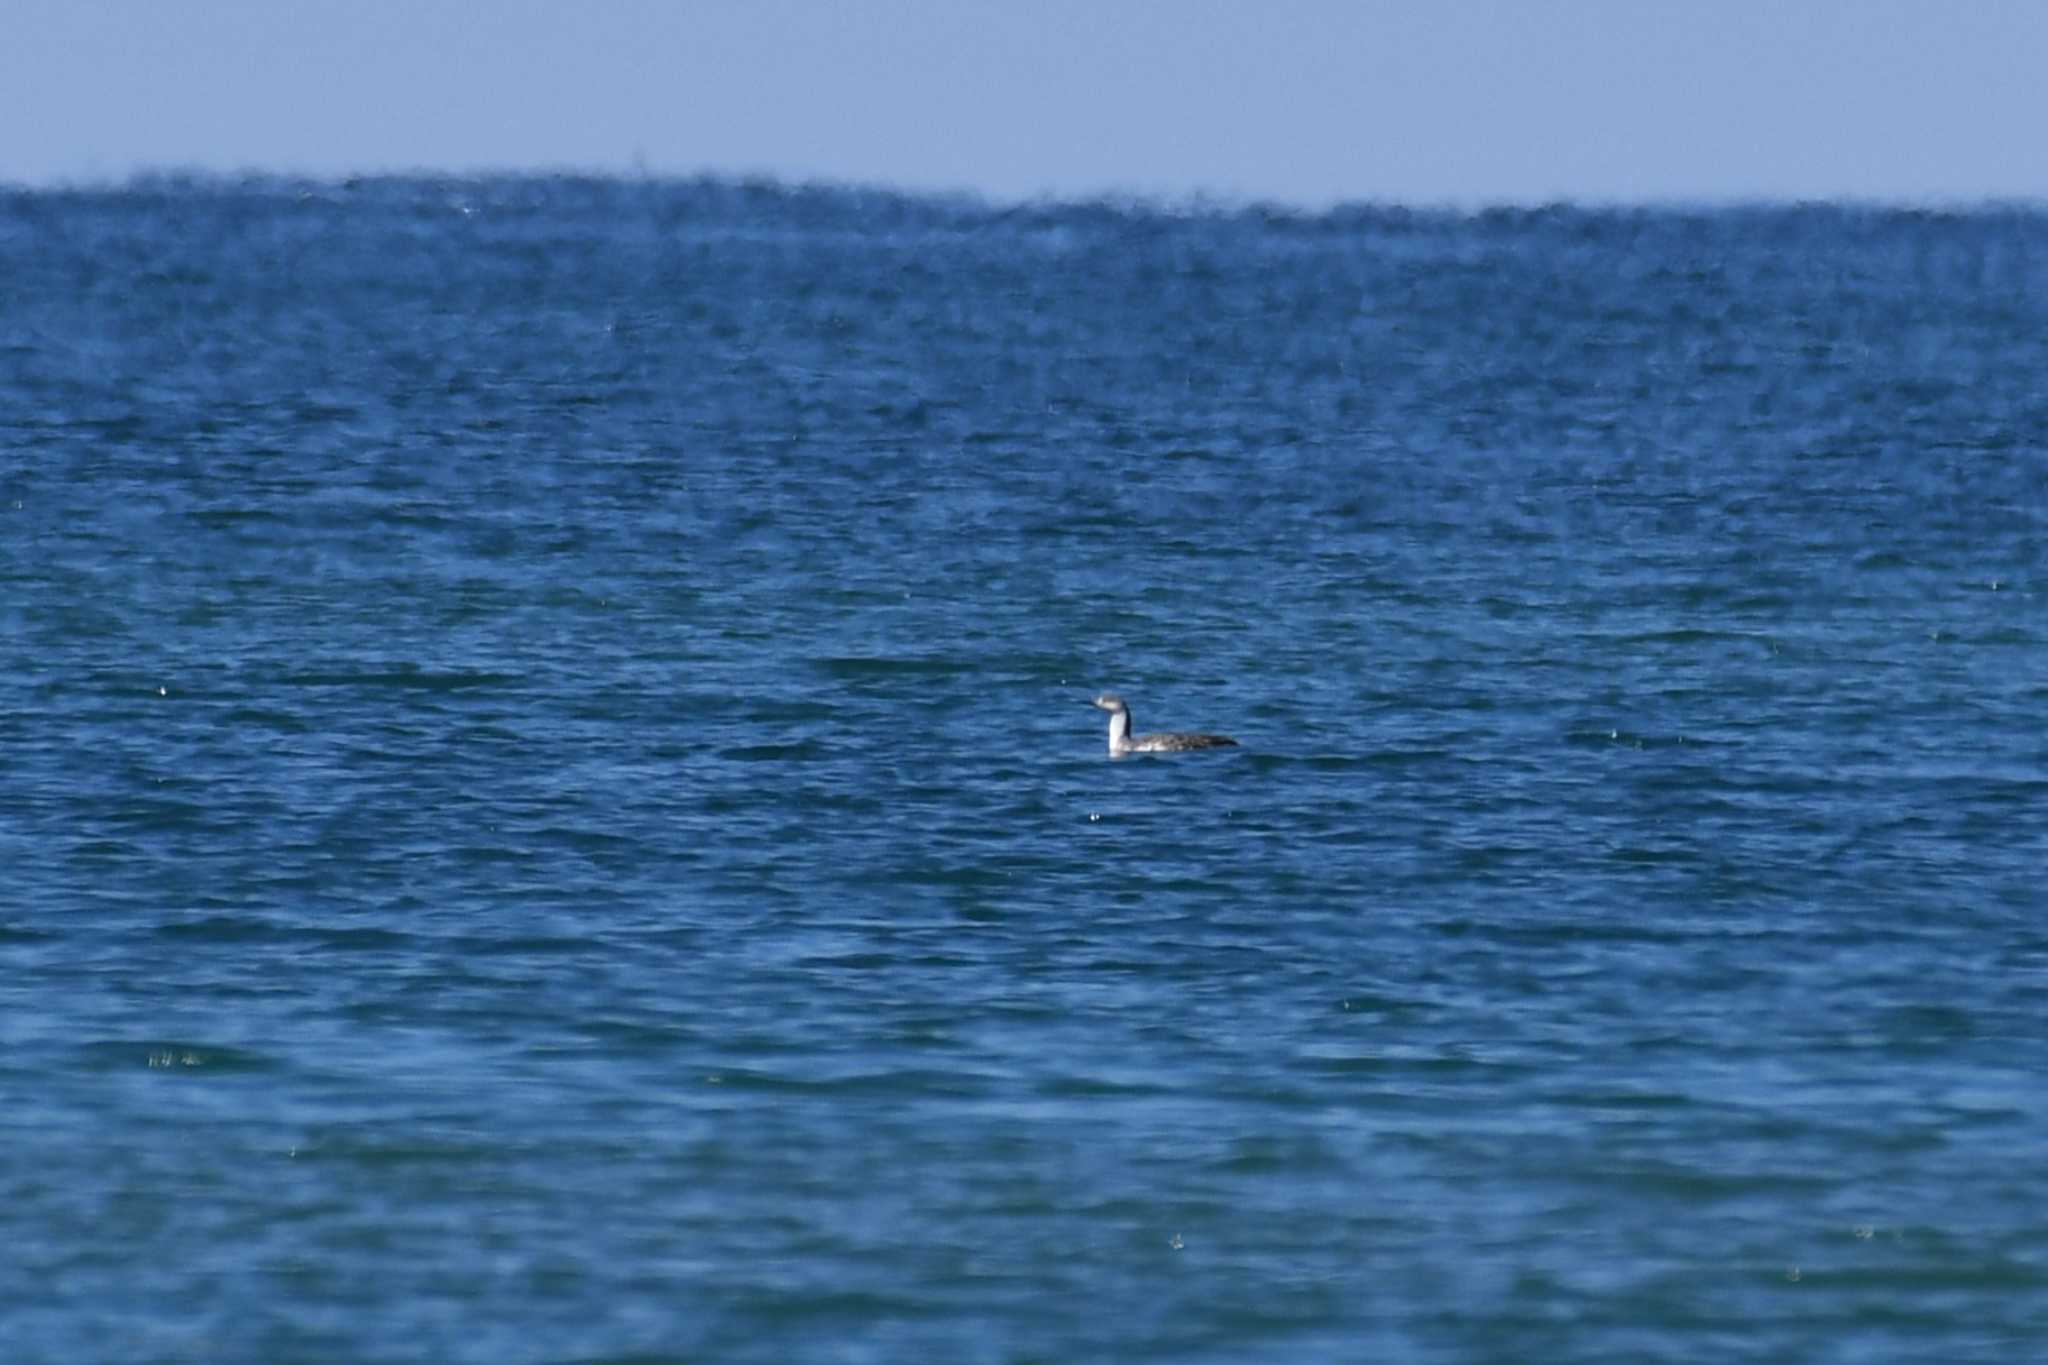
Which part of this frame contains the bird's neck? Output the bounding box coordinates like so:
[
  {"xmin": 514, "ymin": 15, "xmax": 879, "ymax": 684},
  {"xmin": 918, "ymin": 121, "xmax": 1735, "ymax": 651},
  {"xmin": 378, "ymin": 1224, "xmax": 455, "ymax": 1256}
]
[{"xmin": 1106, "ymin": 708, "xmax": 1132, "ymax": 753}]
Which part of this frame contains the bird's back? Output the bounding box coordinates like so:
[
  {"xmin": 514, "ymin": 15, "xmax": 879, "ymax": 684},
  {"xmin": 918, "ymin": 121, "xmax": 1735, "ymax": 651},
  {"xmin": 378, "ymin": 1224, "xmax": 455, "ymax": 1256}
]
[{"xmin": 1130, "ymin": 731, "xmax": 1238, "ymax": 752}]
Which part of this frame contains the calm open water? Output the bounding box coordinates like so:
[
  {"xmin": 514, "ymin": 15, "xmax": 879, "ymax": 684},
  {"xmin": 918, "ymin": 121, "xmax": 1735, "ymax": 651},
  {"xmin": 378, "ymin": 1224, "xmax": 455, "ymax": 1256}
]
[{"xmin": 3, "ymin": 177, "xmax": 2047, "ymax": 1362}]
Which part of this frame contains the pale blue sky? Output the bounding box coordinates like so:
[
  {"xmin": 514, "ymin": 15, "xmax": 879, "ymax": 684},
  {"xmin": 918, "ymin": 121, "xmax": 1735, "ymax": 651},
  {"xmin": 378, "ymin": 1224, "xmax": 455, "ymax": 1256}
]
[{"xmin": 4, "ymin": 1, "xmax": 2044, "ymax": 204}]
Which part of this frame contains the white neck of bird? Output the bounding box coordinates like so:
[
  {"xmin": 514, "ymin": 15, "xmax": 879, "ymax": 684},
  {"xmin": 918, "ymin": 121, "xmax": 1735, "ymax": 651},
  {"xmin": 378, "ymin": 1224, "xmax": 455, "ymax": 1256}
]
[{"xmin": 1105, "ymin": 707, "xmax": 1132, "ymax": 751}]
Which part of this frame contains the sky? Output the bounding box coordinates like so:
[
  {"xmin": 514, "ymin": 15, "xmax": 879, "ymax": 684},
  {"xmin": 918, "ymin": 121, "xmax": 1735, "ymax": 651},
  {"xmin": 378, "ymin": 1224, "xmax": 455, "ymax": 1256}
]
[{"xmin": 4, "ymin": 1, "xmax": 2046, "ymax": 206}]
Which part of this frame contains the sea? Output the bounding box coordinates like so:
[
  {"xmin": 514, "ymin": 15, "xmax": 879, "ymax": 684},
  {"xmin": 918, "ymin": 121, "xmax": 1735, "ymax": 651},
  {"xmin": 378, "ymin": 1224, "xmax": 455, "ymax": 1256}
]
[{"xmin": 3, "ymin": 175, "xmax": 2045, "ymax": 1363}]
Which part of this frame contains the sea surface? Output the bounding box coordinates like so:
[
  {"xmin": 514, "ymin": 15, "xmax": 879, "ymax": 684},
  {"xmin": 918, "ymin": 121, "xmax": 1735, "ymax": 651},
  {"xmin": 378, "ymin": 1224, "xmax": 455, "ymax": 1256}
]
[{"xmin": 3, "ymin": 176, "xmax": 2046, "ymax": 1363}]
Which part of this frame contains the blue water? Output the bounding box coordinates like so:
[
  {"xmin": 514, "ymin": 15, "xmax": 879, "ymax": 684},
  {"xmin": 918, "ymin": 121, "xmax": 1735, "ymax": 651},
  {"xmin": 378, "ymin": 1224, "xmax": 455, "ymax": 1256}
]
[{"xmin": 4, "ymin": 177, "xmax": 2047, "ymax": 1362}]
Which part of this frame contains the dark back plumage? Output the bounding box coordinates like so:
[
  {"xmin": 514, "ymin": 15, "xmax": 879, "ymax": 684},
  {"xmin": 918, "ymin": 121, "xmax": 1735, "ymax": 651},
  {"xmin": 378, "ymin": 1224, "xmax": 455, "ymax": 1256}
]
[{"xmin": 1133, "ymin": 731, "xmax": 1237, "ymax": 752}]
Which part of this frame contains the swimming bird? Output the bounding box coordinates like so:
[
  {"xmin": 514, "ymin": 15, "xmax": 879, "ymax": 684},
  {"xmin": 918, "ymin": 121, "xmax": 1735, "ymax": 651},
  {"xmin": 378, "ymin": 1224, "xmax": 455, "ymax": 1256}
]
[{"xmin": 1091, "ymin": 693, "xmax": 1238, "ymax": 757}]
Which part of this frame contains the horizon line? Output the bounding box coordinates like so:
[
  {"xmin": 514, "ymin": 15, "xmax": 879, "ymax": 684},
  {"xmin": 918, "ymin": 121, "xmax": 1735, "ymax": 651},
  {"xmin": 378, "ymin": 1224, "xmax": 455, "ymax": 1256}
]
[{"xmin": 5, "ymin": 164, "xmax": 2046, "ymax": 218}]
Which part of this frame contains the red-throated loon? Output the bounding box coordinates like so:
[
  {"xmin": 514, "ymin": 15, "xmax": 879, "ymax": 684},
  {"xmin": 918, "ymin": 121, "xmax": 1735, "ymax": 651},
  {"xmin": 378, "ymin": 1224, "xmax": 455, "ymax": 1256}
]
[{"xmin": 1091, "ymin": 694, "xmax": 1238, "ymax": 757}]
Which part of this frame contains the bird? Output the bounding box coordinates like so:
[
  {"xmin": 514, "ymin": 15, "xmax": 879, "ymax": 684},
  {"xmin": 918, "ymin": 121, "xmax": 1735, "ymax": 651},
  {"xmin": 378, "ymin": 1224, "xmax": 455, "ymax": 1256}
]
[{"xmin": 1090, "ymin": 693, "xmax": 1237, "ymax": 757}]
